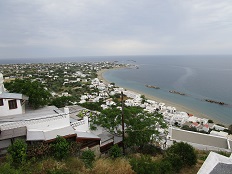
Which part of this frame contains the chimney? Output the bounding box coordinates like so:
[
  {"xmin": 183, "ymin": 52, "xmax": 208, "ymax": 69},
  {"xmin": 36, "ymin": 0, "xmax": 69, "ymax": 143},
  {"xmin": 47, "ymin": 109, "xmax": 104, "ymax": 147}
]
[{"xmin": 64, "ymin": 107, "xmax": 69, "ymax": 116}]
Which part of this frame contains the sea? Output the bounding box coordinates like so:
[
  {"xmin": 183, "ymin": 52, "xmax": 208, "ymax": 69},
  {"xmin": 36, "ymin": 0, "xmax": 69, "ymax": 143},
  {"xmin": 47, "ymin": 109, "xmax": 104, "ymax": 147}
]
[{"xmin": 1, "ymin": 55, "xmax": 232, "ymax": 125}]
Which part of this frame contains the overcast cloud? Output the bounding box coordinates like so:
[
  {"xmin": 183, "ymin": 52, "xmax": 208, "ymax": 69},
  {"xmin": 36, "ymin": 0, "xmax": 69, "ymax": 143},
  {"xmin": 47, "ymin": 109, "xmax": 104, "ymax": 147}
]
[{"xmin": 1, "ymin": 0, "xmax": 232, "ymax": 59}]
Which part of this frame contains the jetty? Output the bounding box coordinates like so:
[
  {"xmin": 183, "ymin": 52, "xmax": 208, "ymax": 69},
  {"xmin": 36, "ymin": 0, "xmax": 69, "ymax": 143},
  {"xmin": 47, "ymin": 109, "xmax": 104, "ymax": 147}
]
[
  {"xmin": 145, "ymin": 85, "xmax": 160, "ymax": 89},
  {"xmin": 204, "ymin": 99, "xmax": 226, "ymax": 105},
  {"xmin": 169, "ymin": 90, "xmax": 186, "ymax": 96}
]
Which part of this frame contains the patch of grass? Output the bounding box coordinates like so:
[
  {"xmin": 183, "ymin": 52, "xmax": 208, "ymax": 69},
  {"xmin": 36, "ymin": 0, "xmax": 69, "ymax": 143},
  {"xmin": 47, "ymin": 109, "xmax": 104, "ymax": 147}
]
[{"xmin": 91, "ymin": 158, "xmax": 135, "ymax": 174}]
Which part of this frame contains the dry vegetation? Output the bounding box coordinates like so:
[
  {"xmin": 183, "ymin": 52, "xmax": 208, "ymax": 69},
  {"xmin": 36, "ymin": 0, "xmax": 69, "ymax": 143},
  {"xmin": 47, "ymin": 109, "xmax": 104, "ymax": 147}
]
[{"xmin": 91, "ymin": 158, "xmax": 135, "ymax": 174}]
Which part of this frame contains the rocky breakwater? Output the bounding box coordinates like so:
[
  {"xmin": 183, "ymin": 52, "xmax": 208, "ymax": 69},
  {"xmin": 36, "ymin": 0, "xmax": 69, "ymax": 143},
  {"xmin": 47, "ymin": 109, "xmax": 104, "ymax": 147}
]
[
  {"xmin": 204, "ymin": 99, "xmax": 227, "ymax": 105},
  {"xmin": 145, "ymin": 85, "xmax": 160, "ymax": 89},
  {"xmin": 169, "ymin": 90, "xmax": 186, "ymax": 96}
]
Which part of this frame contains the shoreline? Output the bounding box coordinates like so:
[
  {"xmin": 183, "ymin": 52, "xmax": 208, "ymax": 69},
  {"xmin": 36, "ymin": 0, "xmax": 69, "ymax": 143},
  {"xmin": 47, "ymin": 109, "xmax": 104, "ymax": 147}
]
[{"xmin": 97, "ymin": 68, "xmax": 226, "ymax": 126}]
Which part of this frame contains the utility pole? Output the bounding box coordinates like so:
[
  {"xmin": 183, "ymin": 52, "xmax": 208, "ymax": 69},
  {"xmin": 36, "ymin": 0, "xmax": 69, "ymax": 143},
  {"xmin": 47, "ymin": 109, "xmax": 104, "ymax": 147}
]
[{"xmin": 121, "ymin": 91, "xmax": 125, "ymax": 155}]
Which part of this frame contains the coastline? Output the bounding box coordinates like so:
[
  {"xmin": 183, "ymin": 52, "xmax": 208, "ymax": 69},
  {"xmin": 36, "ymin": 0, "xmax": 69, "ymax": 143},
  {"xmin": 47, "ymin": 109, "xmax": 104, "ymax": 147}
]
[{"xmin": 97, "ymin": 68, "xmax": 226, "ymax": 126}]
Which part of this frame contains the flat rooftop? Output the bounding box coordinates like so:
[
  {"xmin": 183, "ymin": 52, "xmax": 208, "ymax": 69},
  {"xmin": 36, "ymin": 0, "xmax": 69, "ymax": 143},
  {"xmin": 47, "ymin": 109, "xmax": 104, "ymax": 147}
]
[
  {"xmin": 171, "ymin": 128, "xmax": 228, "ymax": 149},
  {"xmin": 59, "ymin": 105, "xmax": 86, "ymax": 120},
  {"xmin": 0, "ymin": 106, "xmax": 63, "ymax": 123}
]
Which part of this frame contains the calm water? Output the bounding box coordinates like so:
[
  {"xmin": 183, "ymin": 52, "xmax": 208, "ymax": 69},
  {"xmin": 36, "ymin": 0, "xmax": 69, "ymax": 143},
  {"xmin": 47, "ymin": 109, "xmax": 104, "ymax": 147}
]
[
  {"xmin": 102, "ymin": 55, "xmax": 232, "ymax": 125},
  {"xmin": 1, "ymin": 55, "xmax": 232, "ymax": 125}
]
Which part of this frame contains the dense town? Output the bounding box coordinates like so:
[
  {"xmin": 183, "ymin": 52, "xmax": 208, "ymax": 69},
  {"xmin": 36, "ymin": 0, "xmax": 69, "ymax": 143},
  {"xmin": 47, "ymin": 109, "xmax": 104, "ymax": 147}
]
[{"xmin": 0, "ymin": 61, "xmax": 232, "ymax": 173}]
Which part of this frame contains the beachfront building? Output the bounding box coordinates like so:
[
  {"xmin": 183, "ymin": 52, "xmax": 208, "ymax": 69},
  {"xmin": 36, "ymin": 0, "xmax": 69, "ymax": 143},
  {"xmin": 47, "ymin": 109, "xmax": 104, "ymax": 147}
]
[
  {"xmin": 213, "ymin": 124, "xmax": 226, "ymax": 131},
  {"xmin": 170, "ymin": 112, "xmax": 189, "ymax": 126},
  {"xmin": 123, "ymin": 90, "xmax": 141, "ymax": 99},
  {"xmin": 113, "ymin": 87, "xmax": 124, "ymax": 94},
  {"xmin": 166, "ymin": 106, "xmax": 176, "ymax": 114}
]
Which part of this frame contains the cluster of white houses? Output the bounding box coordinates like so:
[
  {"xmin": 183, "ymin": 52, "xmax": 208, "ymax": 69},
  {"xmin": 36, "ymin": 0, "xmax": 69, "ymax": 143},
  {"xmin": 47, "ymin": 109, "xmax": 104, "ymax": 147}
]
[
  {"xmin": 0, "ymin": 74, "xmax": 121, "ymax": 155},
  {"xmin": 80, "ymin": 78, "xmax": 229, "ymax": 137}
]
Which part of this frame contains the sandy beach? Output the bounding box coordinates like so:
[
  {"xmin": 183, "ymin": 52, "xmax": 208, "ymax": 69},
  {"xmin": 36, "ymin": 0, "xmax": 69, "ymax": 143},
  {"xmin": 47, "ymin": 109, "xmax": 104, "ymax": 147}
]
[{"xmin": 97, "ymin": 68, "xmax": 225, "ymax": 125}]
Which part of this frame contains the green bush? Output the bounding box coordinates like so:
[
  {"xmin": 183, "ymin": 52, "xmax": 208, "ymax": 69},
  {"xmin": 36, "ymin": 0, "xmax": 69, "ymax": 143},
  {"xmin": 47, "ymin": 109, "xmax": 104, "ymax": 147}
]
[
  {"xmin": 158, "ymin": 160, "xmax": 172, "ymax": 174},
  {"xmin": 165, "ymin": 142, "xmax": 197, "ymax": 171},
  {"xmin": 130, "ymin": 155, "xmax": 160, "ymax": 174},
  {"xmin": 7, "ymin": 139, "xmax": 27, "ymax": 165},
  {"xmin": 0, "ymin": 163, "xmax": 19, "ymax": 174},
  {"xmin": 164, "ymin": 154, "xmax": 183, "ymax": 172},
  {"xmin": 81, "ymin": 150, "xmax": 95, "ymax": 168},
  {"xmin": 52, "ymin": 136, "xmax": 70, "ymax": 160},
  {"xmin": 109, "ymin": 144, "xmax": 123, "ymax": 158},
  {"xmin": 139, "ymin": 144, "xmax": 162, "ymax": 156}
]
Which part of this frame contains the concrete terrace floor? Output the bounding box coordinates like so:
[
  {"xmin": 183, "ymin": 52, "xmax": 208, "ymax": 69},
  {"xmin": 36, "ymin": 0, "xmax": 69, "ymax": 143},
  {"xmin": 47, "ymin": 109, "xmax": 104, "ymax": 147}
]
[{"xmin": 170, "ymin": 128, "xmax": 232, "ymax": 152}]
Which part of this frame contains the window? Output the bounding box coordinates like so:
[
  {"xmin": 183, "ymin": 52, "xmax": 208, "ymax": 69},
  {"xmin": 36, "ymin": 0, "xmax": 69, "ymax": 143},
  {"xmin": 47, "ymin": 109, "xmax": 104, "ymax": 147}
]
[
  {"xmin": 8, "ymin": 99, "xmax": 17, "ymax": 109},
  {"xmin": 0, "ymin": 99, "xmax": 3, "ymax": 106}
]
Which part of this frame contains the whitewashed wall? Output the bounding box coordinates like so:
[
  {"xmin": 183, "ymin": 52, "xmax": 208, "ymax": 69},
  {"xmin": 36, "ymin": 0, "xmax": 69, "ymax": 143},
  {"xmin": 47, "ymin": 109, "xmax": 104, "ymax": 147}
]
[
  {"xmin": 71, "ymin": 116, "xmax": 89, "ymax": 132},
  {"xmin": 0, "ymin": 99, "xmax": 23, "ymax": 117}
]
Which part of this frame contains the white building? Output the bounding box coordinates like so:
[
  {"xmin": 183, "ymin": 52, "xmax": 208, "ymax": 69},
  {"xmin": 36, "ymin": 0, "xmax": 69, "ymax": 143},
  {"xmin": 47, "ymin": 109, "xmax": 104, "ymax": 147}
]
[
  {"xmin": 0, "ymin": 73, "xmax": 28, "ymax": 117},
  {"xmin": 198, "ymin": 152, "xmax": 232, "ymax": 174},
  {"xmin": 0, "ymin": 93, "xmax": 28, "ymax": 116},
  {"xmin": 0, "ymin": 106, "xmax": 76, "ymax": 155}
]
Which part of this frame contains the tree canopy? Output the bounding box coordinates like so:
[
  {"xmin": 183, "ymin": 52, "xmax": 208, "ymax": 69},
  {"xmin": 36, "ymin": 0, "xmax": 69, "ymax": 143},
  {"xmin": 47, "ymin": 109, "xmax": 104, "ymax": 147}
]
[
  {"xmin": 4, "ymin": 79, "xmax": 51, "ymax": 109},
  {"xmin": 91, "ymin": 106, "xmax": 167, "ymax": 148},
  {"xmin": 50, "ymin": 96, "xmax": 74, "ymax": 108}
]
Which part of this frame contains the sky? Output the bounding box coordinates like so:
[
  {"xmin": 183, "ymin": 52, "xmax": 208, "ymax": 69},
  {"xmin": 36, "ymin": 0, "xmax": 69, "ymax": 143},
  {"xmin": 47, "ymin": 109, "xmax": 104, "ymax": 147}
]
[{"xmin": 1, "ymin": 0, "xmax": 232, "ymax": 59}]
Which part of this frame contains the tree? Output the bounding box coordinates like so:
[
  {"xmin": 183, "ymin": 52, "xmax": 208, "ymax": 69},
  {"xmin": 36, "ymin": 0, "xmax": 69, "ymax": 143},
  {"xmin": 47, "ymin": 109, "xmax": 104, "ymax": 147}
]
[
  {"xmin": 4, "ymin": 79, "xmax": 51, "ymax": 109},
  {"xmin": 7, "ymin": 139, "xmax": 27, "ymax": 165},
  {"xmin": 141, "ymin": 95, "xmax": 146, "ymax": 104},
  {"xmin": 165, "ymin": 142, "xmax": 197, "ymax": 168},
  {"xmin": 91, "ymin": 106, "xmax": 167, "ymax": 148},
  {"xmin": 50, "ymin": 96, "xmax": 74, "ymax": 108},
  {"xmin": 51, "ymin": 136, "xmax": 70, "ymax": 160},
  {"xmin": 80, "ymin": 102, "xmax": 102, "ymax": 112}
]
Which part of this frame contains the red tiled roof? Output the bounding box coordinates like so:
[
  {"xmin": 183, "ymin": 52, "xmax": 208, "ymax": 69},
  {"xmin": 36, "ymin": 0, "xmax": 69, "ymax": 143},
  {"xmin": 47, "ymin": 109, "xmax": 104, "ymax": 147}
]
[{"xmin": 192, "ymin": 122, "xmax": 199, "ymax": 127}]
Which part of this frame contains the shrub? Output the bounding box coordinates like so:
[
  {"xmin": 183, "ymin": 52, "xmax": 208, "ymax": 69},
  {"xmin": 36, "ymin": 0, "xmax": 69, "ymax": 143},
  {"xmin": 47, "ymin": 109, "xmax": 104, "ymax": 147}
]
[
  {"xmin": 7, "ymin": 139, "xmax": 27, "ymax": 165},
  {"xmin": 139, "ymin": 144, "xmax": 162, "ymax": 156},
  {"xmin": 0, "ymin": 163, "xmax": 19, "ymax": 174},
  {"xmin": 130, "ymin": 155, "xmax": 160, "ymax": 174},
  {"xmin": 109, "ymin": 144, "xmax": 123, "ymax": 158},
  {"xmin": 158, "ymin": 160, "xmax": 172, "ymax": 174},
  {"xmin": 27, "ymin": 142, "xmax": 51, "ymax": 158},
  {"xmin": 69, "ymin": 142, "xmax": 81, "ymax": 157},
  {"xmin": 166, "ymin": 142, "xmax": 197, "ymax": 168},
  {"xmin": 81, "ymin": 150, "xmax": 96, "ymax": 168},
  {"xmin": 164, "ymin": 154, "xmax": 183, "ymax": 172},
  {"xmin": 52, "ymin": 136, "xmax": 70, "ymax": 160}
]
